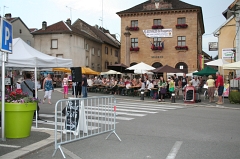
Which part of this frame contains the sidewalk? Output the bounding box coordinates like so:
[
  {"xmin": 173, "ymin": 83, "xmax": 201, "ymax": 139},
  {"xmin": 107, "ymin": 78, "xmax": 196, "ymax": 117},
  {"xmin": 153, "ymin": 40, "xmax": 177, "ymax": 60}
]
[{"xmin": 0, "ymin": 88, "xmax": 239, "ymax": 159}]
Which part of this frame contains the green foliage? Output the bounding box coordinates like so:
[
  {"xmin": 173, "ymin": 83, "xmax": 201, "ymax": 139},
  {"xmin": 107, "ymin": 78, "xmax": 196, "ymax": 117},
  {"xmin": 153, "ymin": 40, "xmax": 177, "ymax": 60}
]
[{"xmin": 229, "ymin": 91, "xmax": 240, "ymax": 104}]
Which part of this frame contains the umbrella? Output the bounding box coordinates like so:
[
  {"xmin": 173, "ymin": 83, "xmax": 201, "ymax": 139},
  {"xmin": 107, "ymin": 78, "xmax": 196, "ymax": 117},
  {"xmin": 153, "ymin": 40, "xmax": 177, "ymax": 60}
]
[
  {"xmin": 193, "ymin": 66, "xmax": 217, "ymax": 76},
  {"xmin": 186, "ymin": 70, "xmax": 198, "ymax": 76},
  {"xmin": 134, "ymin": 69, "xmax": 153, "ymax": 74},
  {"xmin": 52, "ymin": 68, "xmax": 71, "ymax": 73},
  {"xmin": 205, "ymin": 59, "xmax": 229, "ymax": 66},
  {"xmin": 82, "ymin": 67, "xmax": 100, "ymax": 75},
  {"xmin": 100, "ymin": 70, "xmax": 122, "ymax": 75},
  {"xmin": 107, "ymin": 63, "xmax": 134, "ymax": 73},
  {"xmin": 152, "ymin": 65, "xmax": 184, "ymax": 73},
  {"xmin": 126, "ymin": 62, "xmax": 155, "ymax": 72}
]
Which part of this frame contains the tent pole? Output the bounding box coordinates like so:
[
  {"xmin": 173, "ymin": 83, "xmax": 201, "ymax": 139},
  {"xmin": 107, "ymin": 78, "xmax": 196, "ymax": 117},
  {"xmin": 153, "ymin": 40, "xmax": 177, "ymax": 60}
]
[{"xmin": 35, "ymin": 67, "xmax": 38, "ymax": 128}]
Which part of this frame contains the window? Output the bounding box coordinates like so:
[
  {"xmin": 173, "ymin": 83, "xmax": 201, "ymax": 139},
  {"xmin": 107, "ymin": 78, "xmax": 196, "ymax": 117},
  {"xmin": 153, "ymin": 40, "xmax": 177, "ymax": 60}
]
[
  {"xmin": 85, "ymin": 43, "xmax": 89, "ymax": 50},
  {"xmin": 177, "ymin": 17, "xmax": 186, "ymax": 24},
  {"xmin": 115, "ymin": 50, "xmax": 118, "ymax": 57},
  {"xmin": 98, "ymin": 50, "xmax": 100, "ymax": 57},
  {"xmin": 153, "ymin": 19, "xmax": 161, "ymax": 25},
  {"xmin": 97, "ymin": 64, "xmax": 100, "ymax": 68},
  {"xmin": 19, "ymin": 29, "xmax": 22, "ymax": 34},
  {"xmin": 51, "ymin": 39, "xmax": 58, "ymax": 49},
  {"xmin": 105, "ymin": 61, "xmax": 109, "ymax": 69},
  {"xmin": 131, "ymin": 38, "xmax": 138, "ymax": 48},
  {"xmin": 86, "ymin": 56, "xmax": 89, "ymax": 66},
  {"xmin": 131, "ymin": 20, "xmax": 138, "ymax": 27},
  {"xmin": 177, "ymin": 36, "xmax": 186, "ymax": 46},
  {"xmin": 92, "ymin": 63, "xmax": 94, "ymax": 68},
  {"xmin": 105, "ymin": 46, "xmax": 108, "ymax": 54},
  {"xmin": 111, "ymin": 48, "xmax": 112, "ymax": 55},
  {"xmin": 56, "ymin": 54, "xmax": 63, "ymax": 58},
  {"xmin": 153, "ymin": 38, "xmax": 161, "ymax": 46},
  {"xmin": 26, "ymin": 40, "xmax": 31, "ymax": 46},
  {"xmin": 91, "ymin": 47, "xmax": 95, "ymax": 55}
]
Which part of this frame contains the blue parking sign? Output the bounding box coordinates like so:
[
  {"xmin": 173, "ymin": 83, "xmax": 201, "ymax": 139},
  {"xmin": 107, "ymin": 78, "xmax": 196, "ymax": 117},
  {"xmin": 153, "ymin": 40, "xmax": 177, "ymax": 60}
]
[{"xmin": 0, "ymin": 18, "xmax": 13, "ymax": 53}]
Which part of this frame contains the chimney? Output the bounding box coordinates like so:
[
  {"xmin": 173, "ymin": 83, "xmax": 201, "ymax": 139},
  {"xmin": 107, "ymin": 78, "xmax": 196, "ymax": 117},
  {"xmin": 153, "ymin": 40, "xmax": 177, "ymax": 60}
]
[
  {"xmin": 42, "ymin": 21, "xmax": 47, "ymax": 30},
  {"xmin": 66, "ymin": 18, "xmax": 71, "ymax": 25},
  {"xmin": 5, "ymin": 13, "xmax": 12, "ymax": 19},
  {"xmin": 95, "ymin": 24, "xmax": 98, "ymax": 29}
]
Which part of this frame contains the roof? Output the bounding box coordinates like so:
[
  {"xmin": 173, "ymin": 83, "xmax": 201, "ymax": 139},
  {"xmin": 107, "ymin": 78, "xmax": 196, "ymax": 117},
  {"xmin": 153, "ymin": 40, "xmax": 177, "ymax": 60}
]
[
  {"xmin": 32, "ymin": 21, "xmax": 102, "ymax": 43},
  {"xmin": 202, "ymin": 51, "xmax": 212, "ymax": 60},
  {"xmin": 116, "ymin": 0, "xmax": 201, "ymax": 14},
  {"xmin": 90, "ymin": 26, "xmax": 120, "ymax": 48},
  {"xmin": 6, "ymin": 17, "xmax": 31, "ymax": 32}
]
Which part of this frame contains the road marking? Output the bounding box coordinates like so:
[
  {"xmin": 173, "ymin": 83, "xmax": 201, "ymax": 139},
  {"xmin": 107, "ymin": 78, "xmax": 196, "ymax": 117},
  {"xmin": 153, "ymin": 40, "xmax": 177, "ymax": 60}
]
[
  {"xmin": 0, "ymin": 144, "xmax": 21, "ymax": 148},
  {"xmin": 62, "ymin": 147, "xmax": 82, "ymax": 159},
  {"xmin": 166, "ymin": 141, "xmax": 183, "ymax": 159}
]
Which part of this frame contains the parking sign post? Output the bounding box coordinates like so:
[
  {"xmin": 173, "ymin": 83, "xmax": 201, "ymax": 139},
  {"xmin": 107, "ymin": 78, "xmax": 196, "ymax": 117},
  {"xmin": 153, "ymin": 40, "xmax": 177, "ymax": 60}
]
[{"xmin": 0, "ymin": 17, "xmax": 13, "ymax": 141}]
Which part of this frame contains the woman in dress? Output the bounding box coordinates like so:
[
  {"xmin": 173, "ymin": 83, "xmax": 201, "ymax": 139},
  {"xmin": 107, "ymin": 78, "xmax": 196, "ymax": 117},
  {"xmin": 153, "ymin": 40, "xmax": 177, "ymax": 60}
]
[
  {"xmin": 168, "ymin": 76, "xmax": 175, "ymax": 100},
  {"xmin": 158, "ymin": 76, "xmax": 167, "ymax": 102},
  {"xmin": 43, "ymin": 74, "xmax": 54, "ymax": 104}
]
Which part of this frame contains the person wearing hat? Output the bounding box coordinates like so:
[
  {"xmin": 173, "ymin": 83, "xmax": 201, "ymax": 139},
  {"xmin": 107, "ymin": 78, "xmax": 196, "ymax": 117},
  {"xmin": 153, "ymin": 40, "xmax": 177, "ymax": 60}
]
[{"xmin": 206, "ymin": 75, "xmax": 215, "ymax": 102}]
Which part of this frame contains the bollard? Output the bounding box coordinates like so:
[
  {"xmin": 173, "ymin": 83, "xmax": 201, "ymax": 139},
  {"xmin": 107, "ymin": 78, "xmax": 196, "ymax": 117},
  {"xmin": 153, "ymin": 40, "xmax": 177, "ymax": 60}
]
[
  {"xmin": 171, "ymin": 93, "xmax": 175, "ymax": 103},
  {"xmin": 140, "ymin": 90, "xmax": 144, "ymax": 100}
]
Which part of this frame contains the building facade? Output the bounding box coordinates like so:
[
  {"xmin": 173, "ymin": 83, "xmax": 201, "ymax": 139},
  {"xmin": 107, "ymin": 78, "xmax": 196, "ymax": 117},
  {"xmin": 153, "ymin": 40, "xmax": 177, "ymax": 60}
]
[
  {"xmin": 5, "ymin": 13, "xmax": 34, "ymax": 47},
  {"xmin": 117, "ymin": 0, "xmax": 205, "ymax": 73},
  {"xmin": 32, "ymin": 19, "xmax": 103, "ymax": 71}
]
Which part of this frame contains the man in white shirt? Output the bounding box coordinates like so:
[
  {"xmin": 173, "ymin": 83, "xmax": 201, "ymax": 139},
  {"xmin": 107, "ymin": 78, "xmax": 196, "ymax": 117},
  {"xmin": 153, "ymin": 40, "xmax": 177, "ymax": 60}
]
[
  {"xmin": 87, "ymin": 77, "xmax": 93, "ymax": 86},
  {"xmin": 191, "ymin": 76, "xmax": 200, "ymax": 87}
]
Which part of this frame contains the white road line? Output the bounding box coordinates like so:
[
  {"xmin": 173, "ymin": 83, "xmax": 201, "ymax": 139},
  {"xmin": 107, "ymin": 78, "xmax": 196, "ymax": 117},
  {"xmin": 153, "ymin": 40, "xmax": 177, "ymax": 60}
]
[
  {"xmin": 116, "ymin": 102, "xmax": 184, "ymax": 108},
  {"xmin": 114, "ymin": 104, "xmax": 169, "ymax": 111},
  {"xmin": 115, "ymin": 103, "xmax": 180, "ymax": 110},
  {"xmin": 0, "ymin": 144, "xmax": 21, "ymax": 148},
  {"xmin": 166, "ymin": 141, "xmax": 183, "ymax": 159}
]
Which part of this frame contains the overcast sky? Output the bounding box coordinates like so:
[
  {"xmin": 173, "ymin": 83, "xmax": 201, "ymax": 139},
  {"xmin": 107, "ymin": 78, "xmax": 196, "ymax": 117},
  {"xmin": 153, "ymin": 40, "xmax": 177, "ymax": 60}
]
[{"xmin": 1, "ymin": 0, "xmax": 234, "ymax": 57}]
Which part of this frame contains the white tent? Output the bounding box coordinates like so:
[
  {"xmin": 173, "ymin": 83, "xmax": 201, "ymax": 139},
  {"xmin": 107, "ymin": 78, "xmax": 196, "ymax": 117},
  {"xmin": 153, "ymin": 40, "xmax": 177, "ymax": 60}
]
[
  {"xmin": 126, "ymin": 62, "xmax": 155, "ymax": 72},
  {"xmin": 134, "ymin": 69, "xmax": 153, "ymax": 74},
  {"xmin": 186, "ymin": 70, "xmax": 198, "ymax": 77},
  {"xmin": 205, "ymin": 59, "xmax": 229, "ymax": 66},
  {"xmin": 1, "ymin": 38, "xmax": 72, "ymax": 68},
  {"xmin": 100, "ymin": 70, "xmax": 122, "ymax": 75},
  {"xmin": 223, "ymin": 60, "xmax": 240, "ymax": 70}
]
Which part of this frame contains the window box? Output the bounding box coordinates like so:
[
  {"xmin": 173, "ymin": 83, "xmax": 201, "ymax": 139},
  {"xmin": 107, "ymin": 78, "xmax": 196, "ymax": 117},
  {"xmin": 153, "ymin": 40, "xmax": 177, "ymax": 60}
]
[
  {"xmin": 130, "ymin": 47, "xmax": 140, "ymax": 51},
  {"xmin": 128, "ymin": 26, "xmax": 139, "ymax": 31},
  {"xmin": 175, "ymin": 46, "xmax": 188, "ymax": 50},
  {"xmin": 152, "ymin": 25, "xmax": 164, "ymax": 29},
  {"xmin": 151, "ymin": 44, "xmax": 163, "ymax": 50},
  {"xmin": 176, "ymin": 24, "xmax": 188, "ymax": 29}
]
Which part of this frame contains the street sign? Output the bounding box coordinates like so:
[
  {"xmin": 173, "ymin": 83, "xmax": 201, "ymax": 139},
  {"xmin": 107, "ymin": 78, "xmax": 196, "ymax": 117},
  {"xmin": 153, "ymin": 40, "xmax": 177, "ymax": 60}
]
[{"xmin": 0, "ymin": 18, "xmax": 13, "ymax": 53}]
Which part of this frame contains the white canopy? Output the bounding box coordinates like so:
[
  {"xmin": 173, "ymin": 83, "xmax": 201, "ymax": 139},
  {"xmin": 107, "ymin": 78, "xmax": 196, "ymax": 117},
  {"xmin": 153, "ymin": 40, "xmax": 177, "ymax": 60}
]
[
  {"xmin": 126, "ymin": 62, "xmax": 155, "ymax": 71},
  {"xmin": 134, "ymin": 69, "xmax": 153, "ymax": 74},
  {"xmin": 205, "ymin": 59, "xmax": 229, "ymax": 66},
  {"xmin": 186, "ymin": 70, "xmax": 198, "ymax": 76},
  {"xmin": 223, "ymin": 60, "xmax": 240, "ymax": 70},
  {"xmin": 101, "ymin": 70, "xmax": 122, "ymax": 75},
  {"xmin": 1, "ymin": 38, "xmax": 73, "ymax": 68}
]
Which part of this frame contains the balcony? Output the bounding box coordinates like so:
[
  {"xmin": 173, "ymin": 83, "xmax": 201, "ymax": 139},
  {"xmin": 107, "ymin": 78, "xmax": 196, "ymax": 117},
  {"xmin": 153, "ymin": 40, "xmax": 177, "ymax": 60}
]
[
  {"xmin": 176, "ymin": 24, "xmax": 188, "ymax": 29},
  {"xmin": 130, "ymin": 47, "xmax": 140, "ymax": 52},
  {"xmin": 151, "ymin": 44, "xmax": 163, "ymax": 51},
  {"xmin": 175, "ymin": 46, "xmax": 188, "ymax": 50},
  {"xmin": 152, "ymin": 25, "xmax": 164, "ymax": 29}
]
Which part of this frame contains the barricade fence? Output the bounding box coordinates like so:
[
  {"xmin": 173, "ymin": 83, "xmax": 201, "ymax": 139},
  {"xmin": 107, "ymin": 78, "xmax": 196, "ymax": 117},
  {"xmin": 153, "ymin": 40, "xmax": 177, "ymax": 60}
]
[{"xmin": 52, "ymin": 96, "xmax": 121, "ymax": 158}]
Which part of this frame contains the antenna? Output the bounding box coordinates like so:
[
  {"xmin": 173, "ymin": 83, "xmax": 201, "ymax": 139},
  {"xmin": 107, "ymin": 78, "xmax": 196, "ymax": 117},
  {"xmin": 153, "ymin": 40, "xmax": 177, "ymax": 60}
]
[
  {"xmin": 102, "ymin": 0, "xmax": 103, "ymax": 31},
  {"xmin": 66, "ymin": 6, "xmax": 74, "ymax": 20},
  {"xmin": 3, "ymin": 6, "xmax": 9, "ymax": 17}
]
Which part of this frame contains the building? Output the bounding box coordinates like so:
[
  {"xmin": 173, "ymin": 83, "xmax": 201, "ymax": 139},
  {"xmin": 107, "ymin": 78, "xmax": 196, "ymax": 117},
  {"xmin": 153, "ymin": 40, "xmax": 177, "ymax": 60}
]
[
  {"xmin": 72, "ymin": 19, "xmax": 120, "ymax": 72},
  {"xmin": 32, "ymin": 19, "xmax": 103, "ymax": 71},
  {"xmin": 116, "ymin": 0, "xmax": 205, "ymax": 73},
  {"xmin": 5, "ymin": 13, "xmax": 34, "ymax": 47}
]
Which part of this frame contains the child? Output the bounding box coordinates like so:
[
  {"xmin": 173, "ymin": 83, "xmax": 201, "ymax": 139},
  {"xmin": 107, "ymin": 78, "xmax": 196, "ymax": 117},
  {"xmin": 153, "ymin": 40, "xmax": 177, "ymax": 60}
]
[{"xmin": 62, "ymin": 74, "xmax": 69, "ymax": 99}]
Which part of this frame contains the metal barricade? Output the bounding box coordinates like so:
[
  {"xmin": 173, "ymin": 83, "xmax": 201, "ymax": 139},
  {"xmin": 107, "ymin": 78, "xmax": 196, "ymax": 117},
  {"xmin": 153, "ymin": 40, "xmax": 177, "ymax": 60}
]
[{"xmin": 52, "ymin": 96, "xmax": 121, "ymax": 158}]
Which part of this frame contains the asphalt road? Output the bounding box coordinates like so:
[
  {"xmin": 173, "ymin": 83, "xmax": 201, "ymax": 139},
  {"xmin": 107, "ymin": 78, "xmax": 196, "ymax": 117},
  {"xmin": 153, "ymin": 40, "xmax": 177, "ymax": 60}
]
[{"xmin": 22, "ymin": 90, "xmax": 240, "ymax": 159}]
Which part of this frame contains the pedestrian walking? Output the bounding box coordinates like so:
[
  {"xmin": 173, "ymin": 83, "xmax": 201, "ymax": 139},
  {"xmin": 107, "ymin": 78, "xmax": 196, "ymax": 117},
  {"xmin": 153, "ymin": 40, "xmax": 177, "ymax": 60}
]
[
  {"xmin": 62, "ymin": 74, "xmax": 69, "ymax": 99},
  {"xmin": 43, "ymin": 74, "xmax": 54, "ymax": 104},
  {"xmin": 82, "ymin": 74, "xmax": 88, "ymax": 98}
]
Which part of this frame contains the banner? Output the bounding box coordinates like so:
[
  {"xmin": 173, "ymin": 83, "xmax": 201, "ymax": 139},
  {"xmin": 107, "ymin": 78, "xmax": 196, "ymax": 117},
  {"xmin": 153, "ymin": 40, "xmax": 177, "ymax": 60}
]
[
  {"xmin": 222, "ymin": 48, "xmax": 234, "ymax": 59},
  {"xmin": 208, "ymin": 42, "xmax": 218, "ymax": 51},
  {"xmin": 143, "ymin": 29, "xmax": 173, "ymax": 38}
]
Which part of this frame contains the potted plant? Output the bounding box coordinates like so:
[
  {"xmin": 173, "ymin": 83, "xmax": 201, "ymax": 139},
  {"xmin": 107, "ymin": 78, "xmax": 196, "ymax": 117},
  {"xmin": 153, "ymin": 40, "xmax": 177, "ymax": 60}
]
[
  {"xmin": 151, "ymin": 44, "xmax": 163, "ymax": 50},
  {"xmin": 130, "ymin": 47, "xmax": 140, "ymax": 51},
  {"xmin": 176, "ymin": 24, "xmax": 188, "ymax": 29},
  {"xmin": 152, "ymin": 25, "xmax": 164, "ymax": 29},
  {"xmin": 129, "ymin": 26, "xmax": 139, "ymax": 31},
  {"xmin": 175, "ymin": 46, "xmax": 188, "ymax": 50},
  {"xmin": 0, "ymin": 90, "xmax": 39, "ymax": 138}
]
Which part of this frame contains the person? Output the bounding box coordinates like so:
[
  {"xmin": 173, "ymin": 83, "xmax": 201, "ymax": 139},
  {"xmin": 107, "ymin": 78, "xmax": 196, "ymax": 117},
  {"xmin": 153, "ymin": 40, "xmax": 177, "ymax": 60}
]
[
  {"xmin": 215, "ymin": 72, "xmax": 224, "ymax": 104},
  {"xmin": 110, "ymin": 78, "xmax": 118, "ymax": 95},
  {"xmin": 182, "ymin": 73, "xmax": 188, "ymax": 88},
  {"xmin": 72, "ymin": 82, "xmax": 82, "ymax": 98},
  {"xmin": 16, "ymin": 78, "xmax": 23, "ymax": 94},
  {"xmin": 174, "ymin": 74, "xmax": 180, "ymax": 99},
  {"xmin": 121, "ymin": 78, "xmax": 131, "ymax": 95},
  {"xmin": 168, "ymin": 76, "xmax": 175, "ymax": 100},
  {"xmin": 62, "ymin": 74, "xmax": 68, "ymax": 99},
  {"xmin": 158, "ymin": 76, "xmax": 167, "ymax": 102},
  {"xmin": 87, "ymin": 77, "xmax": 93, "ymax": 87},
  {"xmin": 21, "ymin": 73, "xmax": 35, "ymax": 97},
  {"xmin": 206, "ymin": 75, "xmax": 215, "ymax": 103},
  {"xmin": 191, "ymin": 76, "xmax": 200, "ymax": 87},
  {"xmin": 82, "ymin": 74, "xmax": 88, "ymax": 98},
  {"xmin": 43, "ymin": 74, "xmax": 54, "ymax": 104},
  {"xmin": 148, "ymin": 80, "xmax": 154, "ymax": 98}
]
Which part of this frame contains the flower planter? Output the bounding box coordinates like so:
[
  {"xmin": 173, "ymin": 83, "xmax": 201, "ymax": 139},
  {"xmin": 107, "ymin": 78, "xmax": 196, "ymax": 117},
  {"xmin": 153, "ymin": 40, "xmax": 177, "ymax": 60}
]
[
  {"xmin": 130, "ymin": 47, "xmax": 140, "ymax": 51},
  {"xmin": 175, "ymin": 24, "xmax": 188, "ymax": 29},
  {"xmin": 175, "ymin": 46, "xmax": 188, "ymax": 50},
  {"xmin": 0, "ymin": 103, "xmax": 37, "ymax": 138},
  {"xmin": 128, "ymin": 26, "xmax": 139, "ymax": 31},
  {"xmin": 152, "ymin": 25, "xmax": 164, "ymax": 29}
]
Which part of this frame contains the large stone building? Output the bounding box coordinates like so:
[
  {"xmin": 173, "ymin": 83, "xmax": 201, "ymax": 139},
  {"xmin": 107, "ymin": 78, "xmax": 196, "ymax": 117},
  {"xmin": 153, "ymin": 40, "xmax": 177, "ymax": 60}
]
[
  {"xmin": 5, "ymin": 13, "xmax": 34, "ymax": 47},
  {"xmin": 116, "ymin": 0, "xmax": 205, "ymax": 73}
]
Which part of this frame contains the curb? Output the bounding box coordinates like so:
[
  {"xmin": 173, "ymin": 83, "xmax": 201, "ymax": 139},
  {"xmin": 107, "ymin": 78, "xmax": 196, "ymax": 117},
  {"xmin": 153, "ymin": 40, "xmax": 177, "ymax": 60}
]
[{"xmin": 0, "ymin": 128, "xmax": 59, "ymax": 159}]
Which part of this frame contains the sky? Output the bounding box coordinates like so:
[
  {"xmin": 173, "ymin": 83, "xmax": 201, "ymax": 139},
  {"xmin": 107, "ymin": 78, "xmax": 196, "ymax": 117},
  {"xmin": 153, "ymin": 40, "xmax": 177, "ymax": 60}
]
[{"xmin": 0, "ymin": 0, "xmax": 234, "ymax": 58}]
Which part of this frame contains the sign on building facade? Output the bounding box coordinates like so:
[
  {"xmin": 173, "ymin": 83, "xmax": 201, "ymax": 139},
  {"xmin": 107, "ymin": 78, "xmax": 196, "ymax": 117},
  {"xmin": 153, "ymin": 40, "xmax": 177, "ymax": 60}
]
[
  {"xmin": 208, "ymin": 42, "xmax": 218, "ymax": 51},
  {"xmin": 143, "ymin": 29, "xmax": 173, "ymax": 38}
]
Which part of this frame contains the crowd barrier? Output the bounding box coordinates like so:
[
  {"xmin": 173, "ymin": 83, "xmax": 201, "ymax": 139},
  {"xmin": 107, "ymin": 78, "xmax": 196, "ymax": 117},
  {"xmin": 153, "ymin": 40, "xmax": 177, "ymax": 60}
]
[{"xmin": 52, "ymin": 96, "xmax": 121, "ymax": 158}]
